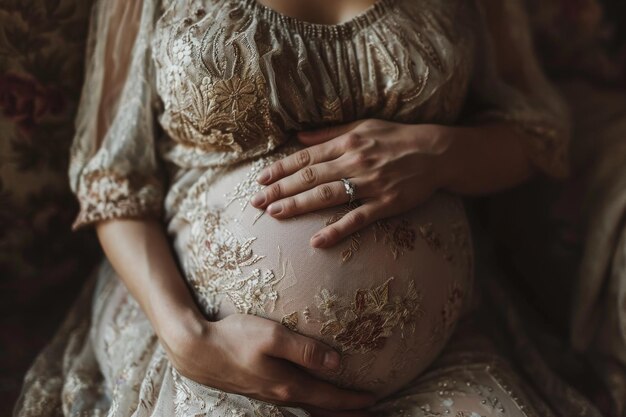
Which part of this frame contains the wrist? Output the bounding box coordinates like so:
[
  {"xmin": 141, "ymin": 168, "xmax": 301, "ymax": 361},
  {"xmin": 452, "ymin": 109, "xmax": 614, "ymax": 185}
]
[
  {"xmin": 151, "ymin": 298, "xmax": 206, "ymax": 344},
  {"xmin": 418, "ymin": 124, "xmax": 462, "ymax": 193}
]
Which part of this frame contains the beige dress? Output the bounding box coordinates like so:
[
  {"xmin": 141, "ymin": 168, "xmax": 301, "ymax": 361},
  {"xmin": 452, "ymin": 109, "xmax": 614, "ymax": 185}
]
[{"xmin": 14, "ymin": 0, "xmax": 578, "ymax": 415}]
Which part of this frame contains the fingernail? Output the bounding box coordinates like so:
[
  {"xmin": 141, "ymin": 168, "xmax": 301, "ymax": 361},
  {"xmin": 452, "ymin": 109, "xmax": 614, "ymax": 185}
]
[
  {"xmin": 257, "ymin": 171, "xmax": 270, "ymax": 184},
  {"xmin": 267, "ymin": 203, "xmax": 282, "ymax": 215},
  {"xmin": 311, "ymin": 234, "xmax": 326, "ymax": 247},
  {"xmin": 324, "ymin": 351, "xmax": 340, "ymax": 370},
  {"xmin": 251, "ymin": 193, "xmax": 265, "ymax": 207}
]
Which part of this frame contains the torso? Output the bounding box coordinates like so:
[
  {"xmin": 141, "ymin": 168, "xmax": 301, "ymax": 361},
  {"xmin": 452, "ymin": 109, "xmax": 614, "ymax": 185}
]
[
  {"xmin": 155, "ymin": 0, "xmax": 476, "ymax": 397},
  {"xmin": 255, "ymin": 0, "xmax": 381, "ymax": 25},
  {"xmin": 151, "ymin": 0, "xmax": 477, "ymax": 171}
]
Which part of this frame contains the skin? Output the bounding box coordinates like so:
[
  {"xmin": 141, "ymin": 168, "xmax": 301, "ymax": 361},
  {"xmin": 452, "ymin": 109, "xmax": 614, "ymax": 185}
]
[
  {"xmin": 94, "ymin": 0, "xmax": 544, "ymax": 415},
  {"xmin": 251, "ymin": 121, "xmax": 533, "ymax": 247}
]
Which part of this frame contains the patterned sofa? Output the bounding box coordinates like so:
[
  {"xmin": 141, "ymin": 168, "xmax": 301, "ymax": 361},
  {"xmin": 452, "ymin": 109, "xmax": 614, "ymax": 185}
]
[{"xmin": 0, "ymin": 0, "xmax": 625, "ymax": 415}]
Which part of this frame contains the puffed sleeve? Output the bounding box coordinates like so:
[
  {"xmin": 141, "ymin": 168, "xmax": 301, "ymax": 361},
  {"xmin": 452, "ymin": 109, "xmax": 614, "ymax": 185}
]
[
  {"xmin": 468, "ymin": 0, "xmax": 571, "ymax": 179},
  {"xmin": 68, "ymin": 0, "xmax": 164, "ymax": 230}
]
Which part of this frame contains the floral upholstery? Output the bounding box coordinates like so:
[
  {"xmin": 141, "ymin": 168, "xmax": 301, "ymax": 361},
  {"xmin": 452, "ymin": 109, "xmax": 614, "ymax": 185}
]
[
  {"xmin": 0, "ymin": 0, "xmax": 624, "ymax": 415},
  {"xmin": 0, "ymin": 0, "xmax": 98, "ymax": 412}
]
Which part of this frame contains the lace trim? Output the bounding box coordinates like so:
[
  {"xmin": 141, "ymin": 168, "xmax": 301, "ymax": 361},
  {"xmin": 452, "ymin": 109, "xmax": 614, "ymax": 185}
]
[
  {"xmin": 185, "ymin": 208, "xmax": 281, "ymax": 317},
  {"xmin": 72, "ymin": 170, "xmax": 163, "ymax": 230},
  {"xmin": 239, "ymin": 0, "xmax": 397, "ymax": 39}
]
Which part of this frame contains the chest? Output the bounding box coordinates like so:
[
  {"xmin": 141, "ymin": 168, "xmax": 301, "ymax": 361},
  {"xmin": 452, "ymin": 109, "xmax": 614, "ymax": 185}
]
[
  {"xmin": 152, "ymin": 0, "xmax": 476, "ymax": 154},
  {"xmin": 254, "ymin": 0, "xmax": 381, "ymax": 25}
]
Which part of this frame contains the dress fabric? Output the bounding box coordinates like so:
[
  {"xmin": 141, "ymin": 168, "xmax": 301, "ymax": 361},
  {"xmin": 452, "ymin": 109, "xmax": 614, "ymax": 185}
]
[{"xmin": 13, "ymin": 0, "xmax": 581, "ymax": 415}]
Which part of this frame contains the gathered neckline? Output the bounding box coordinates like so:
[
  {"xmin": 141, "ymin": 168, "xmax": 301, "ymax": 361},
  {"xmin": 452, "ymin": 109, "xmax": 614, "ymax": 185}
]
[{"xmin": 239, "ymin": 0, "xmax": 397, "ymax": 39}]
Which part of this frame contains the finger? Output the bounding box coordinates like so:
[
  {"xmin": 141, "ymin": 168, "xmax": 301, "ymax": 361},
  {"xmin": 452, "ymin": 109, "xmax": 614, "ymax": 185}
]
[
  {"xmin": 311, "ymin": 201, "xmax": 386, "ymax": 248},
  {"xmin": 257, "ymin": 143, "xmax": 343, "ymax": 185},
  {"xmin": 251, "ymin": 161, "xmax": 344, "ymax": 209},
  {"xmin": 288, "ymin": 374, "xmax": 376, "ymax": 411},
  {"xmin": 267, "ymin": 326, "xmax": 342, "ymax": 372},
  {"xmin": 262, "ymin": 364, "xmax": 376, "ymax": 411},
  {"xmin": 297, "ymin": 120, "xmax": 363, "ymax": 146},
  {"xmin": 268, "ymin": 179, "xmax": 367, "ymax": 219}
]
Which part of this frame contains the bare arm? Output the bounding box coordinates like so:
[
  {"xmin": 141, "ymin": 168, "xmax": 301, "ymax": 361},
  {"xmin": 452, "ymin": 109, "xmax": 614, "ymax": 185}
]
[
  {"xmin": 94, "ymin": 218, "xmax": 375, "ymax": 414},
  {"xmin": 250, "ymin": 0, "xmax": 569, "ymax": 248},
  {"xmin": 95, "ymin": 219, "xmax": 201, "ymax": 347}
]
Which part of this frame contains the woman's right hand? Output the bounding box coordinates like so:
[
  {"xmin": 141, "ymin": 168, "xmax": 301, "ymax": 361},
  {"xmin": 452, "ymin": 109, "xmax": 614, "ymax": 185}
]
[
  {"xmin": 96, "ymin": 220, "xmax": 373, "ymax": 415},
  {"xmin": 160, "ymin": 312, "xmax": 376, "ymax": 415}
]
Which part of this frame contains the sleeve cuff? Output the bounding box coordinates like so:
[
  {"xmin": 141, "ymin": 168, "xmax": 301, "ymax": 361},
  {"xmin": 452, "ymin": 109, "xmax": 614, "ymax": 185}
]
[{"xmin": 72, "ymin": 169, "xmax": 164, "ymax": 230}]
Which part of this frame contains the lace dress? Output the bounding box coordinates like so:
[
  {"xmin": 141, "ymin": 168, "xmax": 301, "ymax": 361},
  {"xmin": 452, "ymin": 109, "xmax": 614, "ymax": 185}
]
[{"xmin": 15, "ymin": 0, "xmax": 573, "ymax": 415}]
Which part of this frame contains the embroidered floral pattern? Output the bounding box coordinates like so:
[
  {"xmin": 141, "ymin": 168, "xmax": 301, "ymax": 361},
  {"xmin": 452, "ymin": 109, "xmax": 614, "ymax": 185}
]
[
  {"xmin": 221, "ymin": 268, "xmax": 283, "ymax": 316},
  {"xmin": 11, "ymin": 0, "xmax": 589, "ymax": 413},
  {"xmin": 281, "ymin": 312, "xmax": 299, "ymax": 332},
  {"xmin": 186, "ymin": 209, "xmax": 281, "ymax": 317},
  {"xmin": 326, "ymin": 202, "xmax": 362, "ymax": 263},
  {"xmin": 73, "ymin": 169, "xmax": 163, "ymax": 229},
  {"xmin": 161, "ymin": 60, "xmax": 284, "ymax": 155},
  {"xmin": 224, "ymin": 145, "xmax": 300, "ymax": 217},
  {"xmin": 375, "ymin": 218, "xmax": 417, "ymax": 259},
  {"xmin": 190, "ymin": 210, "xmax": 264, "ymax": 276},
  {"xmin": 418, "ymin": 221, "xmax": 472, "ymax": 267},
  {"xmin": 308, "ymin": 278, "xmax": 423, "ymax": 354},
  {"xmin": 419, "ymin": 222, "xmax": 448, "ymax": 259},
  {"xmin": 225, "ymin": 158, "xmax": 272, "ymax": 214}
]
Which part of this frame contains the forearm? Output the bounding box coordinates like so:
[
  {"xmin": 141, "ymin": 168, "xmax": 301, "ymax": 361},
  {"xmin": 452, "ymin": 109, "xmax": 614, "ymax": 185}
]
[
  {"xmin": 95, "ymin": 219, "xmax": 203, "ymax": 341},
  {"xmin": 440, "ymin": 122, "xmax": 536, "ymax": 196}
]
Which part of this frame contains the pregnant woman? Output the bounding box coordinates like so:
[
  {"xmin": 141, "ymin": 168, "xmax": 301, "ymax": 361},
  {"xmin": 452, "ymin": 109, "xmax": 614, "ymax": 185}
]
[{"xmin": 15, "ymin": 0, "xmax": 569, "ymax": 415}]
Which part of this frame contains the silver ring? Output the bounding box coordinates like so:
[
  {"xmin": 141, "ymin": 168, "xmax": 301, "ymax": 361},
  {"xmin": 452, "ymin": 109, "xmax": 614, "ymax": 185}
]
[{"xmin": 340, "ymin": 178, "xmax": 357, "ymax": 204}]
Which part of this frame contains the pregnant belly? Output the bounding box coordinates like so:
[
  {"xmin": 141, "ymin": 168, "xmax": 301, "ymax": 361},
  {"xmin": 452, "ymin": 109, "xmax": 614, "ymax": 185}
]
[{"xmin": 168, "ymin": 145, "xmax": 474, "ymax": 398}]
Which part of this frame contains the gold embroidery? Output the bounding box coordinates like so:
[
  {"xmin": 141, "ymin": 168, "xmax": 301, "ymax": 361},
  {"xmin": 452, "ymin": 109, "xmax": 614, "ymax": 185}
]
[
  {"xmin": 251, "ymin": 402, "xmax": 287, "ymax": 417},
  {"xmin": 187, "ymin": 209, "xmax": 278, "ymax": 317},
  {"xmin": 191, "ymin": 211, "xmax": 264, "ymax": 275},
  {"xmin": 188, "ymin": 75, "xmax": 264, "ymax": 150},
  {"xmin": 280, "ymin": 312, "xmax": 299, "ymax": 332},
  {"xmin": 418, "ymin": 222, "xmax": 463, "ymax": 265},
  {"xmin": 164, "ymin": 70, "xmax": 284, "ymax": 155},
  {"xmin": 225, "ymin": 157, "xmax": 272, "ymax": 220},
  {"xmin": 375, "ymin": 218, "xmax": 417, "ymax": 259},
  {"xmin": 309, "ymin": 278, "xmax": 423, "ymax": 354},
  {"xmin": 221, "ymin": 268, "xmax": 283, "ymax": 316},
  {"xmin": 401, "ymin": 69, "xmax": 429, "ymax": 104},
  {"xmin": 326, "ymin": 202, "xmax": 362, "ymax": 263},
  {"xmin": 413, "ymin": 28, "xmax": 445, "ymax": 73},
  {"xmin": 320, "ymin": 97, "xmax": 343, "ymax": 123},
  {"xmin": 73, "ymin": 169, "xmax": 163, "ymax": 230},
  {"xmin": 224, "ymin": 144, "xmax": 301, "ymax": 218}
]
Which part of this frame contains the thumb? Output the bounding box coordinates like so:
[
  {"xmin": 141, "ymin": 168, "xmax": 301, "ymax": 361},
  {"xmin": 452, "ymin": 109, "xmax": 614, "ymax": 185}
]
[
  {"xmin": 297, "ymin": 121, "xmax": 362, "ymax": 145},
  {"xmin": 270, "ymin": 328, "xmax": 341, "ymax": 372}
]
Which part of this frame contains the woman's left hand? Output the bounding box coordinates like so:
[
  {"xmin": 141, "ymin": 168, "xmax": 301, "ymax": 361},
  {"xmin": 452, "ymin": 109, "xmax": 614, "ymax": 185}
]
[{"xmin": 250, "ymin": 119, "xmax": 455, "ymax": 248}]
